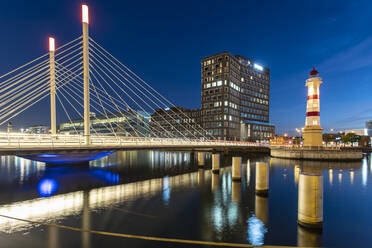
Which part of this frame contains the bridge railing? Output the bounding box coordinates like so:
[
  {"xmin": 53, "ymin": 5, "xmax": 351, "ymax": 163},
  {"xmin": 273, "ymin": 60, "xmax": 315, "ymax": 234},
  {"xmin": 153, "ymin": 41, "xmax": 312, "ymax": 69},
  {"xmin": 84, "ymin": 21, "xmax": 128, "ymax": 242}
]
[{"xmin": 0, "ymin": 132, "xmax": 268, "ymax": 149}]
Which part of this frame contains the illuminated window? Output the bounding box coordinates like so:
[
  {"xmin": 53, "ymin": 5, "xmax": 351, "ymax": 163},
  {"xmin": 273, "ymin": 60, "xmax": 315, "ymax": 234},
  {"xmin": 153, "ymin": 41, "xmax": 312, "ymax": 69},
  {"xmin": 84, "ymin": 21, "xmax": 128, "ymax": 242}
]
[{"xmin": 308, "ymin": 86, "xmax": 314, "ymax": 96}]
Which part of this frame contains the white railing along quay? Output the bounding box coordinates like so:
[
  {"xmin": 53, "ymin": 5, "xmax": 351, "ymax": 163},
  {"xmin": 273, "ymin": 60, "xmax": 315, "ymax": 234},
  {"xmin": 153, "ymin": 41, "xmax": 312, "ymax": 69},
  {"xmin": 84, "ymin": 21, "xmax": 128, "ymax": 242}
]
[{"xmin": 0, "ymin": 132, "xmax": 269, "ymax": 150}]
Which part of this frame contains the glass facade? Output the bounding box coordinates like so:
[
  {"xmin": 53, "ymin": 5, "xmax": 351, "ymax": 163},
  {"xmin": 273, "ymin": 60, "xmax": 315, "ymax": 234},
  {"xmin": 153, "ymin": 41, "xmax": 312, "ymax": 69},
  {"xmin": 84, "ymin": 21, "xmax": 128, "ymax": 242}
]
[{"xmin": 59, "ymin": 110, "xmax": 150, "ymax": 136}]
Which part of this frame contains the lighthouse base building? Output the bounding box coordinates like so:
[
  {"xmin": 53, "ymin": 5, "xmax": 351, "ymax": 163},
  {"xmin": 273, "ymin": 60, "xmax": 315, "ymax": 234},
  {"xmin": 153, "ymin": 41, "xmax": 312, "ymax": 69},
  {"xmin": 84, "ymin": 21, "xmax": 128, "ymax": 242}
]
[{"xmin": 303, "ymin": 126, "xmax": 323, "ymax": 147}]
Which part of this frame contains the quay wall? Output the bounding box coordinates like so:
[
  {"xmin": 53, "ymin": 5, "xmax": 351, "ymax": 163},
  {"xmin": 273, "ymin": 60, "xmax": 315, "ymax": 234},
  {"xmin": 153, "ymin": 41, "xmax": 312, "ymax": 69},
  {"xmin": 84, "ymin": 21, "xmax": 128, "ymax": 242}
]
[{"xmin": 270, "ymin": 147, "xmax": 363, "ymax": 161}]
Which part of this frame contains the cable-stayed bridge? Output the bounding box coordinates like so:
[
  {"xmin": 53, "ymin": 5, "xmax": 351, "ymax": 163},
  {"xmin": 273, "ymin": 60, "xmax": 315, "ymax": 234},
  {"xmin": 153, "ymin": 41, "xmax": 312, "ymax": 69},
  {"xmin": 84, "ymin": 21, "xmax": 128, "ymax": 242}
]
[{"xmin": 0, "ymin": 5, "xmax": 268, "ymax": 164}]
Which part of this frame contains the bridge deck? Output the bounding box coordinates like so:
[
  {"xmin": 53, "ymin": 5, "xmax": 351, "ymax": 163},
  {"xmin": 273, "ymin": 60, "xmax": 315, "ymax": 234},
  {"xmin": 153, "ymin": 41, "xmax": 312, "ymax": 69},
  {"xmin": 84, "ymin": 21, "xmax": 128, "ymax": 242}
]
[{"xmin": 0, "ymin": 133, "xmax": 269, "ymax": 155}]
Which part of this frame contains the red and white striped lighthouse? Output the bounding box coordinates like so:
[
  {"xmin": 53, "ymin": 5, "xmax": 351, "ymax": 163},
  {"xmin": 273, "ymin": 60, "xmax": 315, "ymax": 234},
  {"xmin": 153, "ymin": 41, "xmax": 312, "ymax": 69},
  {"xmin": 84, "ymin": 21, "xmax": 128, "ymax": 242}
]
[{"xmin": 303, "ymin": 67, "xmax": 323, "ymax": 147}]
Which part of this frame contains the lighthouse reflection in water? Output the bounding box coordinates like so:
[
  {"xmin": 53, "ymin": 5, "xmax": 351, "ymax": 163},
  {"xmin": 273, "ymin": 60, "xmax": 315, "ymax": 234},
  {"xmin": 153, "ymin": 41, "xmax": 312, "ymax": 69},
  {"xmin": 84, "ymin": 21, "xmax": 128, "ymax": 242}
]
[{"xmin": 0, "ymin": 151, "xmax": 370, "ymax": 248}]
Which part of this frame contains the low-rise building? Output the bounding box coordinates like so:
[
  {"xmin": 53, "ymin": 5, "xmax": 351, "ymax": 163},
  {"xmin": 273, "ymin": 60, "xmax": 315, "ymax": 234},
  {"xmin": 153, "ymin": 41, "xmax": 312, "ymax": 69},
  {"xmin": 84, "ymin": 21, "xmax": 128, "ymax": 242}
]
[
  {"xmin": 345, "ymin": 129, "xmax": 366, "ymax": 136},
  {"xmin": 25, "ymin": 125, "xmax": 49, "ymax": 134},
  {"xmin": 59, "ymin": 111, "xmax": 150, "ymax": 136},
  {"xmin": 150, "ymin": 107, "xmax": 204, "ymax": 138}
]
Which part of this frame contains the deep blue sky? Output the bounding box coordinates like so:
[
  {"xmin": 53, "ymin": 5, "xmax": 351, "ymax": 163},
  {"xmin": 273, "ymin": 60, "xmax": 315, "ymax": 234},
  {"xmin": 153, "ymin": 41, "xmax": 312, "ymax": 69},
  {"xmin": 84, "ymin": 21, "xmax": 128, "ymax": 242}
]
[{"xmin": 1, "ymin": 0, "xmax": 372, "ymax": 134}]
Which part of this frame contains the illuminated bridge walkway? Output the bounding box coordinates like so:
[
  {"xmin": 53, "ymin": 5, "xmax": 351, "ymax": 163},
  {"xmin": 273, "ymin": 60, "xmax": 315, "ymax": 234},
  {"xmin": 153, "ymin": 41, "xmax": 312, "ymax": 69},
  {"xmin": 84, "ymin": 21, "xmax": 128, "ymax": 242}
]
[
  {"xmin": 0, "ymin": 5, "xmax": 269, "ymax": 164},
  {"xmin": 0, "ymin": 133, "xmax": 268, "ymax": 153}
]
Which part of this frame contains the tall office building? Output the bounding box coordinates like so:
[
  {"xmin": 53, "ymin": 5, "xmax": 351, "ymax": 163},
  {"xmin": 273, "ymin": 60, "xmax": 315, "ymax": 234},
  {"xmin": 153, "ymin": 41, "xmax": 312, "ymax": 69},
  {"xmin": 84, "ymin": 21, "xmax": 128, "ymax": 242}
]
[
  {"xmin": 201, "ymin": 52, "xmax": 274, "ymax": 141},
  {"xmin": 366, "ymin": 120, "xmax": 372, "ymax": 137}
]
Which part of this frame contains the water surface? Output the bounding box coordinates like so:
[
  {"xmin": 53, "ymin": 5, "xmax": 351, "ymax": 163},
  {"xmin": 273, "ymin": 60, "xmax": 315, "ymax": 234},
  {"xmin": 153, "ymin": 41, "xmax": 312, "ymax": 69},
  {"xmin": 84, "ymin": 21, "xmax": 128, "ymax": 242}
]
[{"xmin": 0, "ymin": 151, "xmax": 371, "ymax": 247}]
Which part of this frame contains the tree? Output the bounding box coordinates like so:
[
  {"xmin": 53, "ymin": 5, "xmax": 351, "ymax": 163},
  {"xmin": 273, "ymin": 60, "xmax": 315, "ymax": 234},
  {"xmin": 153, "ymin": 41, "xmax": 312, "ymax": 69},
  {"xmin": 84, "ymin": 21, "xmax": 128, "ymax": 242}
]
[
  {"xmin": 342, "ymin": 133, "xmax": 360, "ymax": 146},
  {"xmin": 323, "ymin": 134, "xmax": 335, "ymax": 146}
]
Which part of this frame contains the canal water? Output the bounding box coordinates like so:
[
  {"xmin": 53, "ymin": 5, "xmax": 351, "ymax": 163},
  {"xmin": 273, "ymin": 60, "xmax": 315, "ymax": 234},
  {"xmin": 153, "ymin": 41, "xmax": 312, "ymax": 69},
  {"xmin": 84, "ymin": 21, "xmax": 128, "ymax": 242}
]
[{"xmin": 0, "ymin": 151, "xmax": 371, "ymax": 247}]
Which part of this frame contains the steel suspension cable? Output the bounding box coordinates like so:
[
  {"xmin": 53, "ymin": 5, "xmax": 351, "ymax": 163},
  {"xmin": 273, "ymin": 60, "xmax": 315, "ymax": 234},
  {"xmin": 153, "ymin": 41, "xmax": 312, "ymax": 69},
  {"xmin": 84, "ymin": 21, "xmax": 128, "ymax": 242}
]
[
  {"xmin": 89, "ymin": 58, "xmax": 176, "ymax": 139},
  {"xmin": 0, "ymin": 60, "xmax": 49, "ymax": 92},
  {"xmin": 0, "ymin": 71, "xmax": 50, "ymax": 108},
  {"xmin": 89, "ymin": 41, "xmax": 209, "ymax": 140},
  {"xmin": 55, "ymin": 61, "xmax": 152, "ymax": 138},
  {"xmin": 56, "ymin": 93, "xmax": 79, "ymax": 135},
  {"xmin": 90, "ymin": 38, "xmax": 213, "ymax": 140},
  {"xmin": 89, "ymin": 53, "xmax": 189, "ymax": 141}
]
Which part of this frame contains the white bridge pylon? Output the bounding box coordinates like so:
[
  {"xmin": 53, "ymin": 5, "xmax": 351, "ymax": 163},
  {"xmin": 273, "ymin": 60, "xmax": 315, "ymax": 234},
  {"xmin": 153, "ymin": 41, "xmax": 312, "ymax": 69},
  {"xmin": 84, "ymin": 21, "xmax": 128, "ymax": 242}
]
[{"xmin": 0, "ymin": 4, "xmax": 262, "ymax": 149}]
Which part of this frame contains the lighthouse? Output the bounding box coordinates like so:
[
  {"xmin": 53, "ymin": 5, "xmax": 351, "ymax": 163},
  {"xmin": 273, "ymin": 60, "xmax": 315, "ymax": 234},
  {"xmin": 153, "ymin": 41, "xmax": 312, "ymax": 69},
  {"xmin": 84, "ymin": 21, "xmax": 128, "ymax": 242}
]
[{"xmin": 303, "ymin": 67, "xmax": 323, "ymax": 147}]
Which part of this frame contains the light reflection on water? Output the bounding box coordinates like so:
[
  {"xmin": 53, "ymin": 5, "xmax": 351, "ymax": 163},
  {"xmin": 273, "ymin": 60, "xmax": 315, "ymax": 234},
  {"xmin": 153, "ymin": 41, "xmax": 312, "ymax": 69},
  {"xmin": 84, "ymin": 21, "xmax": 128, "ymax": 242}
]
[
  {"xmin": 0, "ymin": 151, "xmax": 370, "ymax": 247},
  {"xmin": 247, "ymin": 215, "xmax": 267, "ymax": 245}
]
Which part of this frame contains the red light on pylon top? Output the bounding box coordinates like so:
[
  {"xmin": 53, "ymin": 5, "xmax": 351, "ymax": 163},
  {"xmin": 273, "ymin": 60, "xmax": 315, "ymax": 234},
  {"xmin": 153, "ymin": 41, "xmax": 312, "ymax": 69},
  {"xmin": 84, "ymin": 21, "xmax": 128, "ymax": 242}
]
[
  {"xmin": 49, "ymin": 37, "xmax": 55, "ymax": 52},
  {"xmin": 82, "ymin": 4, "xmax": 89, "ymax": 24}
]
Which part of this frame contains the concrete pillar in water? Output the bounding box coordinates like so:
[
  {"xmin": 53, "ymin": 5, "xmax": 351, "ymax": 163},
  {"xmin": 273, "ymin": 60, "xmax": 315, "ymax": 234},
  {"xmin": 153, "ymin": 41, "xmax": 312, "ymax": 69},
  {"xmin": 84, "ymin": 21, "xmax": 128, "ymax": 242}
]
[
  {"xmin": 255, "ymin": 162, "xmax": 269, "ymax": 196},
  {"xmin": 294, "ymin": 165, "xmax": 300, "ymax": 184},
  {"xmin": 198, "ymin": 152, "xmax": 205, "ymax": 167},
  {"xmin": 298, "ymin": 173, "xmax": 323, "ymax": 228},
  {"xmin": 246, "ymin": 159, "xmax": 251, "ymax": 186},
  {"xmin": 212, "ymin": 154, "xmax": 220, "ymax": 173},
  {"xmin": 82, "ymin": 191, "xmax": 90, "ymax": 248},
  {"xmin": 255, "ymin": 194, "xmax": 268, "ymax": 225},
  {"xmin": 297, "ymin": 225, "xmax": 322, "ymax": 247},
  {"xmin": 232, "ymin": 157, "xmax": 242, "ymax": 181},
  {"xmin": 211, "ymin": 173, "xmax": 219, "ymax": 192},
  {"xmin": 198, "ymin": 168, "xmax": 204, "ymax": 185},
  {"xmin": 232, "ymin": 181, "xmax": 241, "ymax": 202},
  {"xmin": 47, "ymin": 226, "xmax": 59, "ymax": 248}
]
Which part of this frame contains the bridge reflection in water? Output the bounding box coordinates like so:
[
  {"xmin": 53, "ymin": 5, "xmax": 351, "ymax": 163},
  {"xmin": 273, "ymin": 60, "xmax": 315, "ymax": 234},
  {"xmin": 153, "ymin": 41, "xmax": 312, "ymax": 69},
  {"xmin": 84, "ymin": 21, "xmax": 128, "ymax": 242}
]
[
  {"xmin": 0, "ymin": 151, "xmax": 369, "ymax": 247},
  {"xmin": 0, "ymin": 166, "xmax": 209, "ymax": 233}
]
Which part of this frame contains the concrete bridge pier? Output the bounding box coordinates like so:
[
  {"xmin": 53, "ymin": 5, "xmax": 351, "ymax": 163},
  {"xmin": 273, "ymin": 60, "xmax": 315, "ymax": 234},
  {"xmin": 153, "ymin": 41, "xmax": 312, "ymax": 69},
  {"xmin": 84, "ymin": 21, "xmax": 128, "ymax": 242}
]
[
  {"xmin": 198, "ymin": 152, "xmax": 205, "ymax": 167},
  {"xmin": 297, "ymin": 225, "xmax": 322, "ymax": 247},
  {"xmin": 298, "ymin": 172, "xmax": 323, "ymax": 228},
  {"xmin": 255, "ymin": 162, "xmax": 269, "ymax": 196},
  {"xmin": 211, "ymin": 173, "xmax": 219, "ymax": 192},
  {"xmin": 232, "ymin": 157, "xmax": 242, "ymax": 181},
  {"xmin": 82, "ymin": 191, "xmax": 91, "ymax": 248},
  {"xmin": 47, "ymin": 226, "xmax": 59, "ymax": 248},
  {"xmin": 246, "ymin": 159, "xmax": 251, "ymax": 186},
  {"xmin": 232, "ymin": 181, "xmax": 241, "ymax": 202},
  {"xmin": 212, "ymin": 154, "xmax": 220, "ymax": 173},
  {"xmin": 198, "ymin": 168, "xmax": 205, "ymax": 185},
  {"xmin": 294, "ymin": 165, "xmax": 300, "ymax": 184},
  {"xmin": 255, "ymin": 194, "xmax": 268, "ymax": 225}
]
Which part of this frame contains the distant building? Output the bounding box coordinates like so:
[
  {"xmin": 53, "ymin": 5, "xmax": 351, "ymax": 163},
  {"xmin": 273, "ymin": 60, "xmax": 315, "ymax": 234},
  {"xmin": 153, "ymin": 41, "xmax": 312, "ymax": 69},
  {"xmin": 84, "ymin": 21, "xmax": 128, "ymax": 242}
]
[
  {"xmin": 7, "ymin": 122, "xmax": 12, "ymax": 133},
  {"xmin": 201, "ymin": 52, "xmax": 274, "ymax": 141},
  {"xmin": 270, "ymin": 136, "xmax": 294, "ymax": 145},
  {"xmin": 150, "ymin": 107, "xmax": 203, "ymax": 138},
  {"xmin": 25, "ymin": 125, "xmax": 49, "ymax": 134},
  {"xmin": 345, "ymin": 129, "xmax": 365, "ymax": 136},
  {"xmin": 366, "ymin": 120, "xmax": 372, "ymax": 137},
  {"xmin": 59, "ymin": 111, "xmax": 150, "ymax": 136}
]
